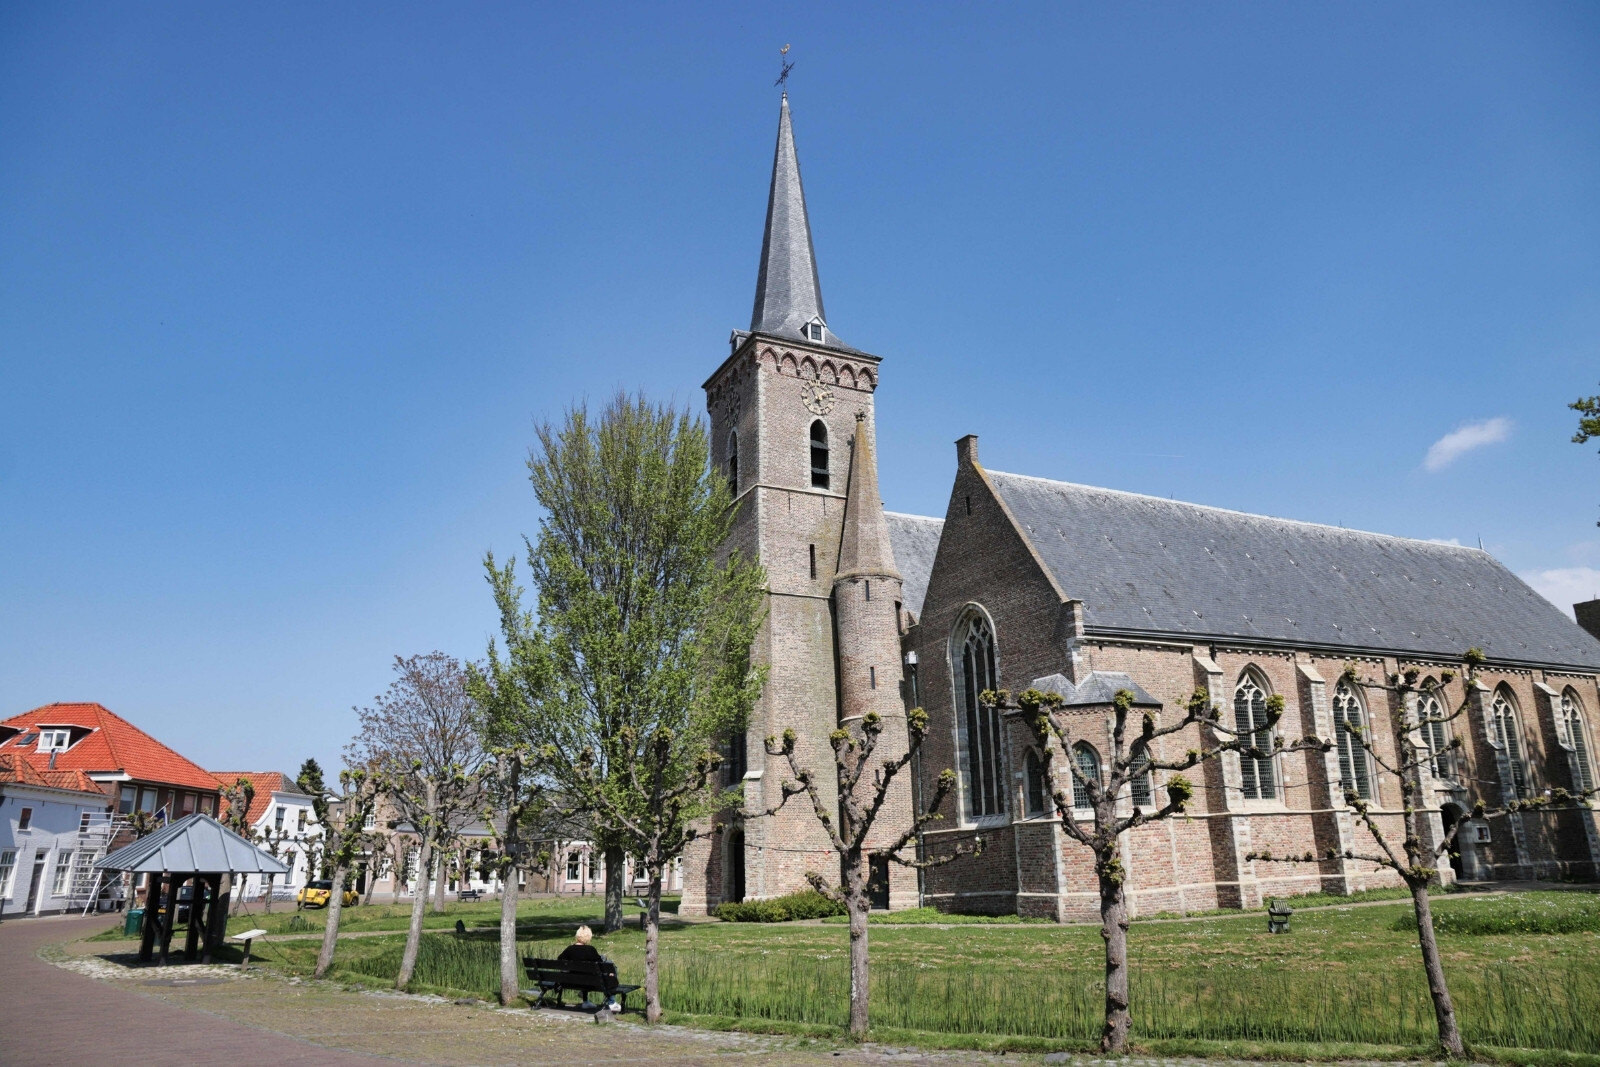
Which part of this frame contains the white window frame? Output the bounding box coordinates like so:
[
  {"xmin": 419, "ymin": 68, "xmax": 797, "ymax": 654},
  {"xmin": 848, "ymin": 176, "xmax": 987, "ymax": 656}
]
[
  {"xmin": 0, "ymin": 849, "xmax": 16, "ymax": 898},
  {"xmin": 51, "ymin": 849, "xmax": 75, "ymax": 895},
  {"xmin": 37, "ymin": 728, "xmax": 71, "ymax": 752}
]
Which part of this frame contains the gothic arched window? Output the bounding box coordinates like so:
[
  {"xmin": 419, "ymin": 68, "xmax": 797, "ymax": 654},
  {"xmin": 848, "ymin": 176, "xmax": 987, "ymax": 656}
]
[
  {"xmin": 809, "ymin": 420, "xmax": 829, "ymax": 490},
  {"xmin": 1129, "ymin": 750, "xmax": 1153, "ymax": 808},
  {"xmin": 1561, "ymin": 690, "xmax": 1596, "ymax": 794},
  {"xmin": 951, "ymin": 611, "xmax": 1004, "ymax": 820},
  {"xmin": 1332, "ymin": 681, "xmax": 1373, "ymax": 801},
  {"xmin": 1024, "ymin": 750, "xmax": 1048, "ymax": 817},
  {"xmin": 1490, "ymin": 689, "xmax": 1529, "ymax": 800},
  {"xmin": 1071, "ymin": 743, "xmax": 1101, "ymax": 811},
  {"xmin": 1419, "ymin": 682, "xmax": 1453, "ymax": 780},
  {"xmin": 727, "ymin": 430, "xmax": 739, "ymax": 496},
  {"xmin": 1234, "ymin": 670, "xmax": 1277, "ymax": 800}
]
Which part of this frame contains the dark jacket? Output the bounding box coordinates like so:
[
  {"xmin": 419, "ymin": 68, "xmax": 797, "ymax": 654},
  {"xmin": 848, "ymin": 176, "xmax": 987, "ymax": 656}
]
[{"xmin": 557, "ymin": 943, "xmax": 603, "ymax": 965}]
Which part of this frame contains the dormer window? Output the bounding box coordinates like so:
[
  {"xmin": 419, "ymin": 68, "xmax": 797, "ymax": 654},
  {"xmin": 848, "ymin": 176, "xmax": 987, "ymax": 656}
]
[
  {"xmin": 37, "ymin": 728, "xmax": 72, "ymax": 752},
  {"xmin": 804, "ymin": 319, "xmax": 825, "ymax": 343}
]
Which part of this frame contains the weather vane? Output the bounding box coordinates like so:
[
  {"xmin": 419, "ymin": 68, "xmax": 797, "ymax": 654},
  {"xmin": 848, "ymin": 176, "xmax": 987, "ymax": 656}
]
[{"xmin": 775, "ymin": 43, "xmax": 794, "ymax": 90}]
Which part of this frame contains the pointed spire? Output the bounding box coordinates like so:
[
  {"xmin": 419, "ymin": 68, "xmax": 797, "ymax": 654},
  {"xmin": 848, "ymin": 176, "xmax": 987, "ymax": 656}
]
[
  {"xmin": 837, "ymin": 413, "xmax": 899, "ymax": 581},
  {"xmin": 751, "ymin": 94, "xmax": 839, "ymax": 347}
]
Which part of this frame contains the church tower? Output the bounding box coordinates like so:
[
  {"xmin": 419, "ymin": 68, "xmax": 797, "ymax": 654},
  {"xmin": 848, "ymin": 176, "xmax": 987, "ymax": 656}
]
[{"xmin": 682, "ymin": 95, "xmax": 916, "ymax": 913}]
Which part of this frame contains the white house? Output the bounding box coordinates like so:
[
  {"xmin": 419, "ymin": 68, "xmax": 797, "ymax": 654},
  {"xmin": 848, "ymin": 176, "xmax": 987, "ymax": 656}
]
[
  {"xmin": 212, "ymin": 771, "xmax": 322, "ymax": 900},
  {"xmin": 1, "ymin": 754, "xmax": 117, "ymax": 917}
]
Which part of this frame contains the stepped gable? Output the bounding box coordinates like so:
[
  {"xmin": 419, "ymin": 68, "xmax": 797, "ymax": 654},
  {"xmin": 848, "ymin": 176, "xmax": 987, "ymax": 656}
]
[
  {"xmin": 0, "ymin": 702, "xmax": 223, "ymax": 792},
  {"xmin": 885, "ymin": 512, "xmax": 942, "ymax": 619},
  {"xmin": 986, "ymin": 470, "xmax": 1600, "ymax": 670}
]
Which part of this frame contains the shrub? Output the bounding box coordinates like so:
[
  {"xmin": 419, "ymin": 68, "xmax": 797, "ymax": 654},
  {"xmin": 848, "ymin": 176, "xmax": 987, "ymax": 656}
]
[
  {"xmin": 713, "ymin": 889, "xmax": 845, "ymax": 922},
  {"xmin": 284, "ymin": 913, "xmax": 313, "ymax": 932},
  {"xmin": 1392, "ymin": 893, "xmax": 1600, "ymax": 936}
]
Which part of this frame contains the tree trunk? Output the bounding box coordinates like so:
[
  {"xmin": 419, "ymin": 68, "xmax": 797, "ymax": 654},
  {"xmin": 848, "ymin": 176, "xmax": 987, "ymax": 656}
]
[
  {"xmin": 844, "ymin": 859, "xmax": 870, "ymax": 1040},
  {"xmin": 603, "ymin": 843, "xmax": 625, "ymax": 933},
  {"xmin": 263, "ymin": 873, "xmax": 274, "ymax": 913},
  {"xmin": 396, "ymin": 840, "xmax": 433, "ymax": 989},
  {"xmin": 432, "ymin": 847, "xmax": 449, "ymax": 912},
  {"xmin": 1098, "ymin": 856, "xmax": 1132, "ymax": 1053},
  {"xmin": 644, "ymin": 869, "xmax": 664, "ymax": 1023},
  {"xmin": 363, "ymin": 841, "xmax": 382, "ymax": 906},
  {"xmin": 498, "ymin": 858, "xmax": 520, "ymax": 1005},
  {"xmin": 314, "ymin": 859, "xmax": 348, "ymax": 978},
  {"xmin": 1410, "ymin": 881, "xmax": 1465, "ymax": 1057}
]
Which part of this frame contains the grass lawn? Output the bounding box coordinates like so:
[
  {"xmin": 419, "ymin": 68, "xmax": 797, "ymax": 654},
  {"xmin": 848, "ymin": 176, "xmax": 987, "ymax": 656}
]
[{"xmin": 181, "ymin": 889, "xmax": 1600, "ymax": 1058}]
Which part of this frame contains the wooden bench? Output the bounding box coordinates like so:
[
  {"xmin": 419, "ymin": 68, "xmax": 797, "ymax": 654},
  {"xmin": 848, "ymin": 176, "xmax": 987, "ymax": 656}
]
[
  {"xmin": 521, "ymin": 956, "xmax": 639, "ymax": 1012},
  {"xmin": 457, "ymin": 888, "xmax": 481, "ymax": 901}
]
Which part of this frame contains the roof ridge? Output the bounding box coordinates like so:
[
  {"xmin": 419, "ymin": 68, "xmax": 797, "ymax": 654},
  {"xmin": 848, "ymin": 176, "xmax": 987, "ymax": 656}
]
[
  {"xmin": 884, "ymin": 511, "xmax": 944, "ymax": 524},
  {"xmin": 987, "ymin": 469, "xmax": 1488, "ymax": 556}
]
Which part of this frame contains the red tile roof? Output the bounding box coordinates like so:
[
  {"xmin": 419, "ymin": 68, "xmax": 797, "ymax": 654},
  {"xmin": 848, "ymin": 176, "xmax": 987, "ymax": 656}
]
[
  {"xmin": 0, "ymin": 703, "xmax": 223, "ymax": 793},
  {"xmin": 212, "ymin": 770, "xmax": 309, "ymax": 827},
  {"xmin": 0, "ymin": 753, "xmax": 112, "ymax": 799}
]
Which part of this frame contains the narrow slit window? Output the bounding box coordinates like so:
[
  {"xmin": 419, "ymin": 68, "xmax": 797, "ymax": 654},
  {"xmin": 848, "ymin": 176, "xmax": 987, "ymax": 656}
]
[
  {"xmin": 864, "ymin": 580, "xmax": 871, "ymax": 601},
  {"xmin": 810, "ymin": 420, "xmax": 829, "ymax": 489},
  {"xmin": 809, "ymin": 543, "xmax": 817, "ymax": 580},
  {"xmin": 869, "ymin": 666, "xmax": 877, "ymax": 689},
  {"xmin": 727, "ymin": 430, "xmax": 739, "ymax": 496}
]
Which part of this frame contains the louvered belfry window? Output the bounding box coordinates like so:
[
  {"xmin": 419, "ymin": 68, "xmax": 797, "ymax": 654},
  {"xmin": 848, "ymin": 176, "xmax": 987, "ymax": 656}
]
[
  {"xmin": 953, "ymin": 613, "xmax": 1004, "ymax": 819},
  {"xmin": 1234, "ymin": 673, "xmax": 1277, "ymax": 799},
  {"xmin": 1332, "ymin": 681, "xmax": 1373, "ymax": 801},
  {"xmin": 809, "ymin": 420, "xmax": 829, "ymax": 489},
  {"xmin": 1563, "ymin": 691, "xmax": 1596, "ymax": 794},
  {"xmin": 1492, "ymin": 692, "xmax": 1529, "ymax": 800}
]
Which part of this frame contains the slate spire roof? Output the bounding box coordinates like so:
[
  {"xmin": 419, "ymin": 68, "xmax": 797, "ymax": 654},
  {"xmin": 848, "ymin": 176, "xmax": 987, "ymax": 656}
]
[
  {"xmin": 750, "ymin": 94, "xmax": 842, "ymax": 348},
  {"xmin": 837, "ymin": 413, "xmax": 898, "ymax": 581}
]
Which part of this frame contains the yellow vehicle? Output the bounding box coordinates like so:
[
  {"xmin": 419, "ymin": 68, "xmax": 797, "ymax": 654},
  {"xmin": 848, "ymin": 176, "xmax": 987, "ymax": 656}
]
[{"xmin": 296, "ymin": 879, "xmax": 359, "ymax": 908}]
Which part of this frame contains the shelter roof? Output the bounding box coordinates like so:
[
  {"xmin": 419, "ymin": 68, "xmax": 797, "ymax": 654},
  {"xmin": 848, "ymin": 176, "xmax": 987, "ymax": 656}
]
[
  {"xmin": 96, "ymin": 813, "xmax": 291, "ymax": 875},
  {"xmin": 884, "ymin": 512, "xmax": 943, "ymax": 619},
  {"xmin": 0, "ymin": 703, "xmax": 222, "ymax": 792},
  {"xmin": 988, "ymin": 471, "xmax": 1600, "ymax": 671}
]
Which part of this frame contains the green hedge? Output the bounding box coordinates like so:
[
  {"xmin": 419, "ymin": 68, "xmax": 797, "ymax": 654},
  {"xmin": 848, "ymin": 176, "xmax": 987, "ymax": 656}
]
[{"xmin": 712, "ymin": 889, "xmax": 846, "ymax": 922}]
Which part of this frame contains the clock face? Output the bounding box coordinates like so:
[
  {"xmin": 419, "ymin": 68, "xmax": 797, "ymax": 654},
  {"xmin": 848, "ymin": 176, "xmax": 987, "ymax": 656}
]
[{"xmin": 801, "ymin": 381, "xmax": 835, "ymax": 415}]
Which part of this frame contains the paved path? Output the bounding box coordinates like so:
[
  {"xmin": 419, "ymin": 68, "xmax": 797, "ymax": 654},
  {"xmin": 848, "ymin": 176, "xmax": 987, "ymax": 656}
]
[{"xmin": 0, "ymin": 914, "xmax": 394, "ymax": 1066}]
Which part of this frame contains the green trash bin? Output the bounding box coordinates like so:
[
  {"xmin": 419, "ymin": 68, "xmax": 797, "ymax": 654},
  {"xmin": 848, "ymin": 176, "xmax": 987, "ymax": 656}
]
[{"xmin": 124, "ymin": 908, "xmax": 144, "ymax": 937}]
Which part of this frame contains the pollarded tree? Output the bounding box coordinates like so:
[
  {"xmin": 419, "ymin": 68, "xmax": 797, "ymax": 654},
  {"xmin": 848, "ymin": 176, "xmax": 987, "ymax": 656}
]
[
  {"xmin": 219, "ymin": 776, "xmax": 257, "ymax": 916},
  {"xmin": 314, "ymin": 768, "xmax": 381, "ymax": 978},
  {"xmin": 346, "ymin": 652, "xmax": 485, "ymax": 991},
  {"xmin": 764, "ymin": 705, "xmax": 976, "ymax": 1040},
  {"xmin": 296, "ymin": 758, "xmax": 331, "ymax": 874},
  {"xmin": 980, "ymin": 684, "xmax": 1329, "ymax": 1054},
  {"xmin": 1247, "ymin": 650, "xmax": 1600, "ymax": 1059},
  {"xmin": 482, "ymin": 394, "xmax": 766, "ymax": 1022}
]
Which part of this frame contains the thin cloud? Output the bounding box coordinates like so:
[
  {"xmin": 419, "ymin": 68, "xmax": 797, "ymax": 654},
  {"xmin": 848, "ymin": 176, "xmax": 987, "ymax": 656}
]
[
  {"xmin": 1423, "ymin": 417, "xmax": 1512, "ymax": 472},
  {"xmin": 1519, "ymin": 566, "xmax": 1600, "ymax": 620}
]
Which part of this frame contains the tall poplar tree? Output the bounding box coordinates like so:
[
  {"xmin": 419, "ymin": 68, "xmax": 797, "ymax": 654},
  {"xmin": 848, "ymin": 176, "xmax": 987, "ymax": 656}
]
[{"xmin": 482, "ymin": 393, "xmax": 765, "ymax": 1022}]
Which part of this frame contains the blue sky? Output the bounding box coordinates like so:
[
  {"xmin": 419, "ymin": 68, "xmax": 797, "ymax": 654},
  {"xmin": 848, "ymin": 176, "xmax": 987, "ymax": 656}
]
[{"xmin": 3, "ymin": 4, "xmax": 1597, "ymax": 776}]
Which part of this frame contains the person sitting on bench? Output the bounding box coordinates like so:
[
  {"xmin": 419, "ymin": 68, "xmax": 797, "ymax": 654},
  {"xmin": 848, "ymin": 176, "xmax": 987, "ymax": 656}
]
[{"xmin": 557, "ymin": 926, "xmax": 620, "ymax": 1012}]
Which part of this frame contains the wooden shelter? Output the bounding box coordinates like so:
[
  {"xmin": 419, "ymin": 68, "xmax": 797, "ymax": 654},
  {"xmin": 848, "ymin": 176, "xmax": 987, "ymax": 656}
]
[{"xmin": 95, "ymin": 812, "xmax": 290, "ymax": 964}]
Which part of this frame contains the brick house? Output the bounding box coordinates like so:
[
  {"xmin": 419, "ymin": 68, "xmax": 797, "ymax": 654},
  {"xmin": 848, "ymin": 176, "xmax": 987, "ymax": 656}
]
[{"xmin": 677, "ymin": 93, "xmax": 1600, "ymax": 918}]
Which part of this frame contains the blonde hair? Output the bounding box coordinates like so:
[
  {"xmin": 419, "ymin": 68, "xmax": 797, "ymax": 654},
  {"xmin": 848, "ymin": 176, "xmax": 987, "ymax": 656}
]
[{"xmin": 574, "ymin": 925, "xmax": 593, "ymax": 945}]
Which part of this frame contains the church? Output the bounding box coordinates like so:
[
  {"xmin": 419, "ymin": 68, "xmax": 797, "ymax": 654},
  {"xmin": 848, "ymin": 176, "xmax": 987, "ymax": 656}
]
[{"xmin": 678, "ymin": 95, "xmax": 1600, "ymax": 920}]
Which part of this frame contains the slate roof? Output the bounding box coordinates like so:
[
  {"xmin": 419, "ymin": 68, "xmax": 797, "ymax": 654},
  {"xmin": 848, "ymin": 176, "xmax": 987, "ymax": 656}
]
[
  {"xmin": 0, "ymin": 703, "xmax": 223, "ymax": 792},
  {"xmin": 987, "ymin": 471, "xmax": 1600, "ymax": 671},
  {"xmin": 885, "ymin": 512, "xmax": 943, "ymax": 619},
  {"xmin": 96, "ymin": 813, "xmax": 292, "ymax": 875},
  {"xmin": 749, "ymin": 94, "xmax": 854, "ymax": 352},
  {"xmin": 1030, "ymin": 672, "xmax": 1163, "ymax": 708}
]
